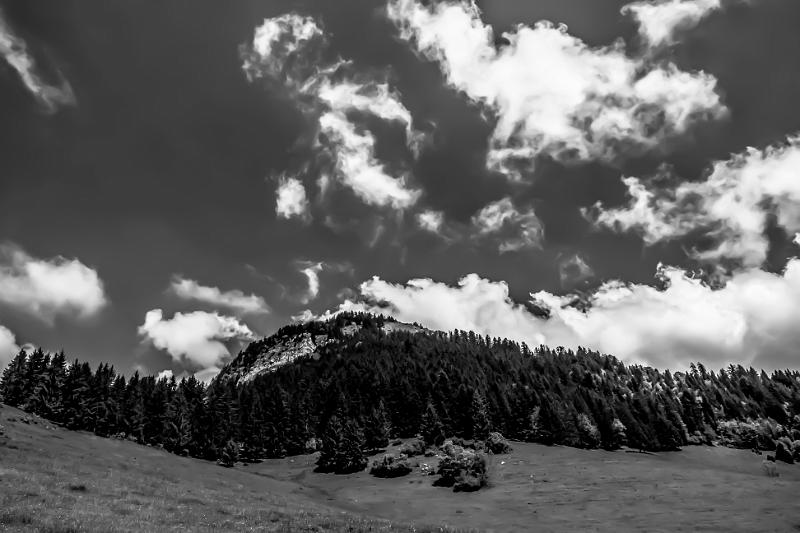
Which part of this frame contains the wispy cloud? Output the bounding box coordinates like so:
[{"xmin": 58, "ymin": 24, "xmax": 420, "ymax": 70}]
[
  {"xmin": 0, "ymin": 7, "xmax": 75, "ymax": 112},
  {"xmin": 169, "ymin": 276, "xmax": 269, "ymax": 315},
  {"xmin": 242, "ymin": 14, "xmax": 422, "ymax": 212}
]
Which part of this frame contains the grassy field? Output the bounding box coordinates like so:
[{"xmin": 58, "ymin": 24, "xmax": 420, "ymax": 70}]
[
  {"xmin": 0, "ymin": 404, "xmax": 460, "ymax": 532},
  {"xmin": 2, "ymin": 403, "xmax": 799, "ymax": 532}
]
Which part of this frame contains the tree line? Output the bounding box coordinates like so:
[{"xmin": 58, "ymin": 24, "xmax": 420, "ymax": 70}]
[{"xmin": 1, "ymin": 312, "xmax": 799, "ymax": 465}]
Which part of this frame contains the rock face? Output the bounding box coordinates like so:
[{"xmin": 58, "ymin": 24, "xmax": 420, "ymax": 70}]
[
  {"xmin": 215, "ymin": 314, "xmax": 425, "ymax": 385},
  {"xmin": 216, "ymin": 332, "xmax": 332, "ymax": 384}
]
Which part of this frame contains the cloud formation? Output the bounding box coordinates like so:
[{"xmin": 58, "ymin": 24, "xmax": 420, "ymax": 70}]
[
  {"xmin": 387, "ymin": 0, "xmax": 725, "ymax": 178},
  {"xmin": 275, "ymin": 175, "xmax": 310, "ymax": 220},
  {"xmin": 299, "ymin": 261, "xmax": 323, "ymax": 304},
  {"xmin": 0, "ymin": 7, "xmax": 75, "ymax": 112},
  {"xmin": 243, "ymin": 14, "xmax": 421, "ymax": 212},
  {"xmin": 622, "ymin": 0, "xmax": 722, "ymax": 48},
  {"xmin": 336, "ymin": 260, "xmax": 800, "ymax": 370},
  {"xmin": 417, "ymin": 210, "xmax": 445, "ymax": 233},
  {"xmin": 0, "ymin": 324, "xmax": 19, "ymax": 368},
  {"xmin": 138, "ymin": 309, "xmax": 256, "ymax": 377},
  {"xmin": 0, "ymin": 244, "xmax": 107, "ymax": 322},
  {"xmin": 169, "ymin": 276, "xmax": 269, "ymax": 315},
  {"xmin": 588, "ymin": 135, "xmax": 800, "ymax": 268},
  {"xmin": 472, "ymin": 197, "xmax": 544, "ymax": 252}
]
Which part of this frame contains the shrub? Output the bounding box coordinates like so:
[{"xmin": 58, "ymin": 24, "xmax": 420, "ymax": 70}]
[
  {"xmin": 762, "ymin": 460, "xmax": 779, "ymax": 478},
  {"xmin": 217, "ymin": 440, "xmax": 239, "ymax": 468},
  {"xmin": 774, "ymin": 439, "xmax": 794, "ymax": 464},
  {"xmin": 434, "ymin": 444, "xmax": 488, "ymax": 492},
  {"xmin": 485, "ymin": 432, "xmax": 512, "ymax": 455},
  {"xmin": 398, "ymin": 437, "xmax": 425, "ymax": 457},
  {"xmin": 369, "ymin": 453, "xmax": 413, "ymax": 478}
]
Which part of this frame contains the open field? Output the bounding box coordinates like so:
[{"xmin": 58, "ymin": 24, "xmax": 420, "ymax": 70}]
[
  {"xmin": 0, "ymin": 405, "xmax": 459, "ymax": 532},
  {"xmin": 2, "ymin": 403, "xmax": 799, "ymax": 532}
]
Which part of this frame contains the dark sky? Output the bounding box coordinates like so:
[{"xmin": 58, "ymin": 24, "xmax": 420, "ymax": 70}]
[{"xmin": 1, "ymin": 0, "xmax": 799, "ymax": 377}]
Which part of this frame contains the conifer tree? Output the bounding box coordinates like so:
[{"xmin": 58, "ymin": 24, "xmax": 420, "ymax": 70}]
[
  {"xmin": 0, "ymin": 349, "xmax": 28, "ymax": 406},
  {"xmin": 364, "ymin": 400, "xmax": 391, "ymax": 451},
  {"xmin": 420, "ymin": 400, "xmax": 445, "ymax": 446}
]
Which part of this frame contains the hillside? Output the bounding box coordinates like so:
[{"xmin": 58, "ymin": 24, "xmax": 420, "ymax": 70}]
[
  {"xmin": 0, "ymin": 404, "xmax": 456, "ymax": 532},
  {"xmin": 2, "ymin": 404, "xmax": 799, "ymax": 532},
  {"xmin": 2, "ymin": 311, "xmax": 800, "ymax": 465}
]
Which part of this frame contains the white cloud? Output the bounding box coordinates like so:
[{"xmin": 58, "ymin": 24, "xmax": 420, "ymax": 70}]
[
  {"xmin": 0, "ymin": 7, "xmax": 75, "ymax": 112},
  {"xmin": 0, "ymin": 324, "xmax": 19, "ymax": 369},
  {"xmin": 387, "ymin": 0, "xmax": 725, "ymax": 178},
  {"xmin": 156, "ymin": 369, "xmax": 174, "ymax": 381},
  {"xmin": 242, "ymin": 13, "xmax": 324, "ymax": 85},
  {"xmin": 417, "ymin": 210, "xmax": 444, "ymax": 233},
  {"xmin": 472, "ymin": 197, "xmax": 544, "ymax": 252},
  {"xmin": 336, "ymin": 261, "xmax": 800, "ymax": 370},
  {"xmin": 243, "ymin": 13, "xmax": 422, "ymax": 210},
  {"xmin": 0, "ymin": 244, "xmax": 107, "ymax": 322},
  {"xmin": 622, "ymin": 0, "xmax": 721, "ymax": 48},
  {"xmin": 138, "ymin": 309, "xmax": 256, "ymax": 372},
  {"xmin": 169, "ymin": 276, "xmax": 269, "ymax": 315},
  {"xmin": 589, "ymin": 135, "xmax": 800, "ymax": 267},
  {"xmin": 319, "ymin": 112, "xmax": 420, "ymax": 208},
  {"xmin": 299, "ymin": 261, "xmax": 323, "ymax": 303},
  {"xmin": 275, "ymin": 175, "xmax": 310, "ymax": 220},
  {"xmin": 559, "ymin": 253, "xmax": 595, "ymax": 288}
]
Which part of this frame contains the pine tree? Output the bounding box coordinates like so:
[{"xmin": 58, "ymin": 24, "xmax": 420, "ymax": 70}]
[
  {"xmin": 420, "ymin": 400, "xmax": 445, "ymax": 446},
  {"xmin": 0, "ymin": 350, "xmax": 28, "ymax": 406},
  {"xmin": 317, "ymin": 414, "xmax": 344, "ymax": 473},
  {"xmin": 470, "ymin": 391, "xmax": 491, "ymax": 441},
  {"xmin": 364, "ymin": 401, "xmax": 391, "ymax": 451}
]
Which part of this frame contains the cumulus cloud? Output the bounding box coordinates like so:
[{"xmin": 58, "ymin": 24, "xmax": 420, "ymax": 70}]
[
  {"xmin": 242, "ymin": 14, "xmax": 421, "ymax": 211},
  {"xmin": 417, "ymin": 210, "xmax": 445, "ymax": 233},
  {"xmin": 0, "ymin": 7, "xmax": 75, "ymax": 112},
  {"xmin": 336, "ymin": 261, "xmax": 800, "ymax": 370},
  {"xmin": 0, "ymin": 324, "xmax": 19, "ymax": 368},
  {"xmin": 169, "ymin": 276, "xmax": 269, "ymax": 315},
  {"xmin": 588, "ymin": 135, "xmax": 800, "ymax": 268},
  {"xmin": 387, "ymin": 0, "xmax": 725, "ymax": 178},
  {"xmin": 472, "ymin": 197, "xmax": 544, "ymax": 252},
  {"xmin": 622, "ymin": 0, "xmax": 722, "ymax": 48},
  {"xmin": 275, "ymin": 175, "xmax": 310, "ymax": 220},
  {"xmin": 138, "ymin": 309, "xmax": 256, "ymax": 374},
  {"xmin": 0, "ymin": 244, "xmax": 107, "ymax": 322}
]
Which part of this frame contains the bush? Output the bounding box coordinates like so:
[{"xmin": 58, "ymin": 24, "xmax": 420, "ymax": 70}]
[
  {"xmin": 369, "ymin": 453, "xmax": 413, "ymax": 478},
  {"xmin": 485, "ymin": 432, "xmax": 512, "ymax": 454},
  {"xmin": 434, "ymin": 444, "xmax": 488, "ymax": 492},
  {"xmin": 775, "ymin": 439, "xmax": 794, "ymax": 464},
  {"xmin": 398, "ymin": 437, "xmax": 425, "ymax": 457},
  {"xmin": 217, "ymin": 440, "xmax": 239, "ymax": 468},
  {"xmin": 762, "ymin": 460, "xmax": 779, "ymax": 477}
]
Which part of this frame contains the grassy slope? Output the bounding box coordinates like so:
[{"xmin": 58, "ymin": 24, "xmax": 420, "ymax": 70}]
[
  {"xmin": 248, "ymin": 441, "xmax": 800, "ymax": 532},
  {"xmin": 0, "ymin": 405, "xmax": 459, "ymax": 532},
  {"xmin": 2, "ymin": 403, "xmax": 799, "ymax": 533}
]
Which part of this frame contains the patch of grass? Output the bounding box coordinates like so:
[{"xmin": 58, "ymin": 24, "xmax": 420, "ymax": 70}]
[{"xmin": 0, "ymin": 509, "xmax": 33, "ymax": 526}]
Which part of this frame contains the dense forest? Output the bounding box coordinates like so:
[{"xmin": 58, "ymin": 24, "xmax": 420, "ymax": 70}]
[{"xmin": 2, "ymin": 312, "xmax": 800, "ymax": 468}]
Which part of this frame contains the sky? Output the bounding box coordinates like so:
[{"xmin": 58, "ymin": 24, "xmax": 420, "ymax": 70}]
[{"xmin": 1, "ymin": 0, "xmax": 800, "ymax": 380}]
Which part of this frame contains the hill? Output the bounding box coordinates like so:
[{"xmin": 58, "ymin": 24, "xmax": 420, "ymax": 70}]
[
  {"xmin": 2, "ymin": 311, "xmax": 800, "ymax": 465},
  {"xmin": 2, "ymin": 403, "xmax": 799, "ymax": 532},
  {"xmin": 0, "ymin": 404, "xmax": 457, "ymax": 532}
]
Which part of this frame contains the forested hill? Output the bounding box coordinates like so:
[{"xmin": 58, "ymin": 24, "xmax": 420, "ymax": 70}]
[{"xmin": 1, "ymin": 312, "xmax": 799, "ymax": 466}]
